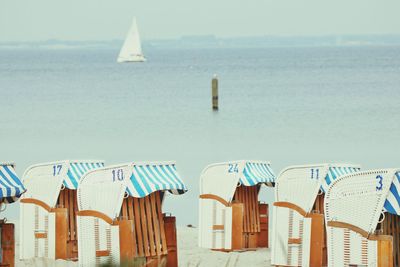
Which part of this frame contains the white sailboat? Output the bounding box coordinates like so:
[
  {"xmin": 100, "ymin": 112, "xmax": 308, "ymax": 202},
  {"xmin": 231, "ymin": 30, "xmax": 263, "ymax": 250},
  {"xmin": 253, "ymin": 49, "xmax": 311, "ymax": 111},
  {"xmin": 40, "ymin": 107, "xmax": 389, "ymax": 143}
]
[{"xmin": 117, "ymin": 17, "xmax": 146, "ymax": 63}]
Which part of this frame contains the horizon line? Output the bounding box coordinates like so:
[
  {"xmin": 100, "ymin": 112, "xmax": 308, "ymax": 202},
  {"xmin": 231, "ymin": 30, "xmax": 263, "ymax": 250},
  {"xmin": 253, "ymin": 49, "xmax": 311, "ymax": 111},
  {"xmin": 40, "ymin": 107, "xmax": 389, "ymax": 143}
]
[{"xmin": 2, "ymin": 33, "xmax": 400, "ymax": 44}]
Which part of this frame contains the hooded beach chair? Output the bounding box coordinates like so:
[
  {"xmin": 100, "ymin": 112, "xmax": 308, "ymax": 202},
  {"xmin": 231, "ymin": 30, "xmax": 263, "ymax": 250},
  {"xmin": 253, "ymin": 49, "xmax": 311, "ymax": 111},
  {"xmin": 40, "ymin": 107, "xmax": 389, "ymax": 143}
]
[
  {"xmin": 271, "ymin": 163, "xmax": 360, "ymax": 267},
  {"xmin": 325, "ymin": 169, "xmax": 400, "ymax": 267},
  {"xmin": 0, "ymin": 163, "xmax": 25, "ymax": 267},
  {"xmin": 19, "ymin": 160, "xmax": 104, "ymax": 261},
  {"xmin": 76, "ymin": 161, "xmax": 187, "ymax": 267},
  {"xmin": 198, "ymin": 160, "xmax": 275, "ymax": 251}
]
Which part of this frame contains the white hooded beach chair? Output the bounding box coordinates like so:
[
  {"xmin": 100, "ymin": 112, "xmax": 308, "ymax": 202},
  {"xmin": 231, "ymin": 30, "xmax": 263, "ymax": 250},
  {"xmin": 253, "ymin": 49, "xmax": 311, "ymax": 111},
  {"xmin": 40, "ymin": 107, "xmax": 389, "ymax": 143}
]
[
  {"xmin": 0, "ymin": 162, "xmax": 26, "ymax": 267},
  {"xmin": 198, "ymin": 160, "xmax": 275, "ymax": 251},
  {"xmin": 325, "ymin": 169, "xmax": 400, "ymax": 267},
  {"xmin": 271, "ymin": 163, "xmax": 360, "ymax": 267},
  {"xmin": 19, "ymin": 160, "xmax": 104, "ymax": 261},
  {"xmin": 76, "ymin": 161, "xmax": 187, "ymax": 267}
]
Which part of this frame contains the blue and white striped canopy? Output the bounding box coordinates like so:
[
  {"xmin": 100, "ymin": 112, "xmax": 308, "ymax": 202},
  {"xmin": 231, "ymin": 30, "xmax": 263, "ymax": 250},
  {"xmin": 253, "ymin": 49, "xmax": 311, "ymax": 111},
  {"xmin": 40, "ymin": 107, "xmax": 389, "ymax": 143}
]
[
  {"xmin": 65, "ymin": 162, "xmax": 105, "ymax": 189},
  {"xmin": 320, "ymin": 166, "xmax": 361, "ymax": 192},
  {"xmin": 383, "ymin": 172, "xmax": 400, "ymax": 216},
  {"xmin": 0, "ymin": 164, "xmax": 25, "ymax": 203},
  {"xmin": 126, "ymin": 163, "xmax": 187, "ymax": 198},
  {"xmin": 240, "ymin": 162, "xmax": 275, "ymax": 187}
]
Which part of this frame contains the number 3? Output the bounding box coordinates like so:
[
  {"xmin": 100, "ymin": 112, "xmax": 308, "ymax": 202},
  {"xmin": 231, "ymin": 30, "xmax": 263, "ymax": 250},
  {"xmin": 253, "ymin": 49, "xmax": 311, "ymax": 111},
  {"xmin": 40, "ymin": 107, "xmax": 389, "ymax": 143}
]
[{"xmin": 376, "ymin": 175, "xmax": 383, "ymax": 191}]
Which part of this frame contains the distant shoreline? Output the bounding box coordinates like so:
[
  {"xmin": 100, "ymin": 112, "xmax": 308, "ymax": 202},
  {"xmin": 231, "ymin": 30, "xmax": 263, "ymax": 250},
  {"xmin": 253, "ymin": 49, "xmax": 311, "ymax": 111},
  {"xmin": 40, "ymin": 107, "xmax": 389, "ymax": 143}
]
[{"xmin": 2, "ymin": 34, "xmax": 400, "ymax": 50}]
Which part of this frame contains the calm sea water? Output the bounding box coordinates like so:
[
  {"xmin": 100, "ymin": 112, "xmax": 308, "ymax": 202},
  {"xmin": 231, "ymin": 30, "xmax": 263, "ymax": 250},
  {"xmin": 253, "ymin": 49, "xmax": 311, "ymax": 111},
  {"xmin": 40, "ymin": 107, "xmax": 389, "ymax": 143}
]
[{"xmin": 0, "ymin": 45, "xmax": 400, "ymax": 225}]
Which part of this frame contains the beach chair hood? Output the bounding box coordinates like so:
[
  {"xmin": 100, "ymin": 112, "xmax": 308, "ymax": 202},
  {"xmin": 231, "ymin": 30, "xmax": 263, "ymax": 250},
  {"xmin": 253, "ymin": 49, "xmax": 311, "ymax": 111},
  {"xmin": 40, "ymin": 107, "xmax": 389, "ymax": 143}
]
[
  {"xmin": 77, "ymin": 161, "xmax": 187, "ymax": 220},
  {"xmin": 275, "ymin": 163, "xmax": 360, "ymax": 214},
  {"xmin": 0, "ymin": 163, "xmax": 25, "ymax": 203},
  {"xmin": 126, "ymin": 161, "xmax": 187, "ymax": 197},
  {"xmin": 199, "ymin": 160, "xmax": 275, "ymax": 204},
  {"xmin": 325, "ymin": 168, "xmax": 400, "ymax": 234},
  {"xmin": 22, "ymin": 160, "xmax": 104, "ymax": 208}
]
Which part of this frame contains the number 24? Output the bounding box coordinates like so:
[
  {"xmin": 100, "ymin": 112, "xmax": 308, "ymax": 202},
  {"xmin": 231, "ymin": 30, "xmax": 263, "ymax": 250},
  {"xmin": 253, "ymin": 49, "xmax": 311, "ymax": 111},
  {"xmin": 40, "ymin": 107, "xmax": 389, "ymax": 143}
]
[{"xmin": 228, "ymin": 164, "xmax": 239, "ymax": 173}]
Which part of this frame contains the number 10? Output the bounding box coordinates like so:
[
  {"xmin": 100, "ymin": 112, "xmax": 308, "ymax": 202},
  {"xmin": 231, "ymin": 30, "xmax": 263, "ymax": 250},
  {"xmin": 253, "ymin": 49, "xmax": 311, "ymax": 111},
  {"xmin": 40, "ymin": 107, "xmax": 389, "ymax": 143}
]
[{"xmin": 112, "ymin": 169, "xmax": 124, "ymax": 182}]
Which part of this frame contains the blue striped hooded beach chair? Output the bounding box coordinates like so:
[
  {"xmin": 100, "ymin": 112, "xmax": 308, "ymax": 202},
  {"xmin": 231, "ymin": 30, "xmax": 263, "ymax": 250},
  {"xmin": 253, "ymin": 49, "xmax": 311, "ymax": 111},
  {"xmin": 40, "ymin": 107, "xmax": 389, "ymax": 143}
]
[
  {"xmin": 325, "ymin": 168, "xmax": 400, "ymax": 267},
  {"xmin": 19, "ymin": 160, "xmax": 104, "ymax": 261},
  {"xmin": 271, "ymin": 163, "xmax": 360, "ymax": 267},
  {"xmin": 0, "ymin": 162, "xmax": 25, "ymax": 266},
  {"xmin": 198, "ymin": 160, "xmax": 276, "ymax": 251},
  {"xmin": 76, "ymin": 161, "xmax": 187, "ymax": 267}
]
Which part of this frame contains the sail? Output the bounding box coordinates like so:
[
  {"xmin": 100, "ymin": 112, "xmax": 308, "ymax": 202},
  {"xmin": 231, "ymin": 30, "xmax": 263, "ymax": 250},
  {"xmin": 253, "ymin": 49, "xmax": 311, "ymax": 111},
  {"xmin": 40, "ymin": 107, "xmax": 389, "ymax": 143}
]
[{"xmin": 117, "ymin": 17, "xmax": 146, "ymax": 62}]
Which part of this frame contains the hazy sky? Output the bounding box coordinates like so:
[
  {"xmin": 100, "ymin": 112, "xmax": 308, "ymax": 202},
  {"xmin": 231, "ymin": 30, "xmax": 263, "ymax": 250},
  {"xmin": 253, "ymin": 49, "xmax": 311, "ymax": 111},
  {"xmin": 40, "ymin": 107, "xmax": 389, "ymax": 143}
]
[{"xmin": 1, "ymin": 0, "xmax": 400, "ymax": 41}]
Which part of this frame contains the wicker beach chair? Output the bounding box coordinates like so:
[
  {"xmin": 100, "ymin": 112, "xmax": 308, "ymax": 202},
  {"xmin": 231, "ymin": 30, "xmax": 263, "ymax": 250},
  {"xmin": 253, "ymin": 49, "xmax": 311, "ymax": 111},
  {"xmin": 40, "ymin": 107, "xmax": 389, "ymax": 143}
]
[
  {"xmin": 271, "ymin": 163, "xmax": 360, "ymax": 267},
  {"xmin": 76, "ymin": 161, "xmax": 187, "ymax": 267},
  {"xmin": 198, "ymin": 160, "xmax": 275, "ymax": 251},
  {"xmin": 19, "ymin": 160, "xmax": 104, "ymax": 261},
  {"xmin": 0, "ymin": 163, "xmax": 26, "ymax": 267},
  {"xmin": 325, "ymin": 169, "xmax": 400, "ymax": 267}
]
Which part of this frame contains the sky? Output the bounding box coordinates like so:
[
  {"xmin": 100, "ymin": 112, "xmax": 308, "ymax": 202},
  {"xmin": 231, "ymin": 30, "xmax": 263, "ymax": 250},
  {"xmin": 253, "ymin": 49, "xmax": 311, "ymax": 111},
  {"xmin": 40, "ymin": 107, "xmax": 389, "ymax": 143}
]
[{"xmin": 1, "ymin": 0, "xmax": 400, "ymax": 41}]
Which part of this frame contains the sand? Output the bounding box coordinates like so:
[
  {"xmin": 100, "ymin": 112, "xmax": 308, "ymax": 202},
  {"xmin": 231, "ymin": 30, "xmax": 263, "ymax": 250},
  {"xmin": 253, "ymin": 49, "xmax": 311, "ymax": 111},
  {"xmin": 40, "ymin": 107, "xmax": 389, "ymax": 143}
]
[
  {"xmin": 177, "ymin": 227, "xmax": 271, "ymax": 267},
  {"xmin": 15, "ymin": 226, "xmax": 271, "ymax": 266}
]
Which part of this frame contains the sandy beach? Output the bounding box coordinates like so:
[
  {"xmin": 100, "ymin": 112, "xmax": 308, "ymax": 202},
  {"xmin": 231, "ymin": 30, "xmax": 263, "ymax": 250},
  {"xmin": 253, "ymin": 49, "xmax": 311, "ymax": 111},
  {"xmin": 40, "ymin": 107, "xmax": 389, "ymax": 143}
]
[
  {"xmin": 177, "ymin": 227, "xmax": 271, "ymax": 267},
  {"xmin": 14, "ymin": 225, "xmax": 271, "ymax": 267}
]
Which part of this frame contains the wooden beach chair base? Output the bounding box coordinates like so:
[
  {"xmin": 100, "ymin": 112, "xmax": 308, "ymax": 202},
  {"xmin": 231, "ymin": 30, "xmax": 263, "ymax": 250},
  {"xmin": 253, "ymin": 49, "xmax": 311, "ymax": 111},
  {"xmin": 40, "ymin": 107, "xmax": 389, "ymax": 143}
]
[
  {"xmin": 57, "ymin": 188, "xmax": 78, "ymax": 261},
  {"xmin": 0, "ymin": 223, "xmax": 14, "ymax": 267},
  {"xmin": 380, "ymin": 213, "xmax": 399, "ymax": 267},
  {"xmin": 118, "ymin": 193, "xmax": 178, "ymax": 267},
  {"xmin": 232, "ymin": 186, "xmax": 270, "ymax": 250},
  {"xmin": 377, "ymin": 237, "xmax": 393, "ymax": 267},
  {"xmin": 163, "ymin": 215, "xmax": 178, "ymax": 267},
  {"xmin": 54, "ymin": 208, "xmax": 68, "ymax": 260},
  {"xmin": 257, "ymin": 203, "xmax": 269, "ymax": 248},
  {"xmin": 243, "ymin": 233, "xmax": 258, "ymax": 248}
]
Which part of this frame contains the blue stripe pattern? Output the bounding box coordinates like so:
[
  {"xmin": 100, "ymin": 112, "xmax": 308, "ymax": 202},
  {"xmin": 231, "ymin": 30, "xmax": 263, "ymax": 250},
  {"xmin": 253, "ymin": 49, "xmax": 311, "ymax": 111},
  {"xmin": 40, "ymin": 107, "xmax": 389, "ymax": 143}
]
[
  {"xmin": 383, "ymin": 172, "xmax": 400, "ymax": 216},
  {"xmin": 320, "ymin": 166, "xmax": 360, "ymax": 192},
  {"xmin": 241, "ymin": 162, "xmax": 275, "ymax": 186},
  {"xmin": 0, "ymin": 165, "xmax": 25, "ymax": 203},
  {"xmin": 126, "ymin": 163, "xmax": 187, "ymax": 198},
  {"xmin": 64, "ymin": 162, "xmax": 104, "ymax": 189}
]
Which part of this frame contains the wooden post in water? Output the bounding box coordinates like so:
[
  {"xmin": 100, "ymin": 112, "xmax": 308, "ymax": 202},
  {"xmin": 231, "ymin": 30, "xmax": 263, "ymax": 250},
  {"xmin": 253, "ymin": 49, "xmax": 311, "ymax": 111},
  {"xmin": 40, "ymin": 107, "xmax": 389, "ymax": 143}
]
[{"xmin": 212, "ymin": 75, "xmax": 218, "ymax": 110}]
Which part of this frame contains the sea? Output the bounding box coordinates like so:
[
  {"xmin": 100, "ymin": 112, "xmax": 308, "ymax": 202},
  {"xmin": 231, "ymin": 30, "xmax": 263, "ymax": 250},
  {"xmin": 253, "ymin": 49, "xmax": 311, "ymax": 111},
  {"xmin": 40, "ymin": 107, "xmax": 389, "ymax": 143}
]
[{"xmin": 0, "ymin": 44, "xmax": 400, "ymax": 225}]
